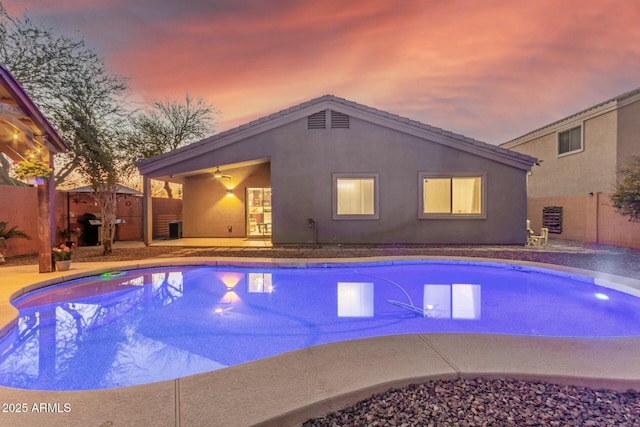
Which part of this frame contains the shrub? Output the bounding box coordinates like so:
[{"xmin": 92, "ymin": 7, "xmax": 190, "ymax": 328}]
[{"xmin": 611, "ymin": 155, "xmax": 640, "ymax": 221}]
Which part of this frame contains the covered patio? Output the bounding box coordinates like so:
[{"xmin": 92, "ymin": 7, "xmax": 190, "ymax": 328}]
[
  {"xmin": 139, "ymin": 158, "xmax": 272, "ymax": 245},
  {"xmin": 0, "ymin": 64, "xmax": 68, "ymax": 272}
]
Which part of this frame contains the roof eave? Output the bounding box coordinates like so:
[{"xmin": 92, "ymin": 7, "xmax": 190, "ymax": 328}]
[
  {"xmin": 329, "ymin": 101, "xmax": 538, "ymax": 171},
  {"xmin": 137, "ymin": 99, "xmax": 333, "ymax": 176},
  {"xmin": 138, "ymin": 95, "xmax": 537, "ymax": 176},
  {"xmin": 0, "ymin": 64, "xmax": 68, "ymax": 153},
  {"xmin": 501, "ymin": 86, "xmax": 640, "ymax": 148}
]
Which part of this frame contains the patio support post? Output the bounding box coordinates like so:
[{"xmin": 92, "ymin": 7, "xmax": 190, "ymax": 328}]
[
  {"xmin": 37, "ymin": 154, "xmax": 55, "ymax": 273},
  {"xmin": 143, "ymin": 176, "xmax": 152, "ymax": 246}
]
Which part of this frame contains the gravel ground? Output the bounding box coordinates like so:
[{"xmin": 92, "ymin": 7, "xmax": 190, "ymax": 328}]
[
  {"xmin": 302, "ymin": 378, "xmax": 640, "ymax": 427},
  {"xmin": 5, "ymin": 239, "xmax": 639, "ymax": 279}
]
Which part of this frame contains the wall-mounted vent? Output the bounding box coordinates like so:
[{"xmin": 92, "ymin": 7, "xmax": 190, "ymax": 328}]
[
  {"xmin": 331, "ymin": 111, "xmax": 350, "ymax": 129},
  {"xmin": 542, "ymin": 206, "xmax": 563, "ymax": 234},
  {"xmin": 307, "ymin": 110, "xmax": 326, "ymax": 129}
]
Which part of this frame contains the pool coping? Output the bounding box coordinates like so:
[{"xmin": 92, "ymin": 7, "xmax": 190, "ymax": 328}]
[{"xmin": 1, "ymin": 256, "xmax": 640, "ymax": 426}]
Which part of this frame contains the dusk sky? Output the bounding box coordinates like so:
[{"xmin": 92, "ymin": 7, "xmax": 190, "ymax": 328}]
[{"xmin": 4, "ymin": 0, "xmax": 640, "ymax": 144}]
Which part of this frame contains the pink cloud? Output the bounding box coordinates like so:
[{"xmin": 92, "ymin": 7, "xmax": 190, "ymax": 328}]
[{"xmin": 3, "ymin": 0, "xmax": 640, "ymax": 142}]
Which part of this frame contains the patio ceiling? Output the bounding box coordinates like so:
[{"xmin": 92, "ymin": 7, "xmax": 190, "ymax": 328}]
[
  {"xmin": 152, "ymin": 157, "xmax": 270, "ymax": 184},
  {"xmin": 0, "ymin": 64, "xmax": 67, "ymax": 161},
  {"xmin": 0, "ymin": 64, "xmax": 69, "ymax": 273}
]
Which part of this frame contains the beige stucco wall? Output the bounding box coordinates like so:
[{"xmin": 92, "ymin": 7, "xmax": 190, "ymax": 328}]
[
  {"xmin": 527, "ymin": 194, "xmax": 594, "ymax": 242},
  {"xmin": 507, "ymin": 110, "xmax": 618, "ymax": 197},
  {"xmin": 528, "ymin": 193, "xmax": 640, "ymax": 248},
  {"xmin": 616, "ymin": 97, "xmax": 640, "ymax": 182},
  {"xmin": 182, "ymin": 163, "xmax": 270, "ymax": 237},
  {"xmin": 506, "ymin": 96, "xmax": 640, "ymax": 249}
]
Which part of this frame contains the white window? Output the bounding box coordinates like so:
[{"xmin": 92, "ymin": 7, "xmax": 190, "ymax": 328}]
[
  {"xmin": 419, "ymin": 172, "xmax": 486, "ymax": 219},
  {"xmin": 333, "ymin": 173, "xmax": 379, "ymax": 219},
  {"xmin": 557, "ymin": 125, "xmax": 582, "ymax": 155}
]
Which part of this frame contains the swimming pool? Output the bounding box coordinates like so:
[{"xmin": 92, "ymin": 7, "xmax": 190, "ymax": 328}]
[{"xmin": 1, "ymin": 261, "xmax": 639, "ymax": 390}]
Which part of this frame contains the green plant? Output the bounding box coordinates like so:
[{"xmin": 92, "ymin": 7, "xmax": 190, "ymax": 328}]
[
  {"xmin": 13, "ymin": 150, "xmax": 53, "ymax": 181},
  {"xmin": 52, "ymin": 244, "xmax": 72, "ymax": 261},
  {"xmin": 0, "ymin": 221, "xmax": 31, "ymax": 243},
  {"xmin": 611, "ymin": 155, "xmax": 640, "ymax": 221}
]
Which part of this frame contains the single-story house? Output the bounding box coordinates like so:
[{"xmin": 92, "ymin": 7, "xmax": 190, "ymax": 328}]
[{"xmin": 137, "ymin": 95, "xmax": 537, "ymax": 245}]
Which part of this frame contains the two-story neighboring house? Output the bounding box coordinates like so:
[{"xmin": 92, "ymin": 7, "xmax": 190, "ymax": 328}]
[{"xmin": 501, "ymin": 87, "xmax": 640, "ymax": 248}]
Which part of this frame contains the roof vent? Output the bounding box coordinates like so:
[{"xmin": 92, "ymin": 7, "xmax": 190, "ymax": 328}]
[
  {"xmin": 307, "ymin": 110, "xmax": 326, "ymax": 129},
  {"xmin": 331, "ymin": 110, "xmax": 350, "ymax": 129}
]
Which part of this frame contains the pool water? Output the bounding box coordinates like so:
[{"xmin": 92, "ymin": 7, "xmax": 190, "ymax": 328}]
[{"xmin": 1, "ymin": 263, "xmax": 639, "ymax": 390}]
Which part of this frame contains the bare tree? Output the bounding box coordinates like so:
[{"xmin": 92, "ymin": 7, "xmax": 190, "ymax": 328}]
[
  {"xmin": 0, "ymin": 3, "xmax": 93, "ymax": 108},
  {"xmin": 2, "ymin": 3, "xmax": 129, "ymax": 254},
  {"xmin": 126, "ymin": 94, "xmax": 218, "ymax": 198},
  {"xmin": 62, "ymin": 105, "xmax": 119, "ymax": 255},
  {"xmin": 57, "ymin": 66, "xmax": 128, "ymax": 255},
  {"xmin": 0, "ymin": 2, "xmax": 128, "ymax": 185}
]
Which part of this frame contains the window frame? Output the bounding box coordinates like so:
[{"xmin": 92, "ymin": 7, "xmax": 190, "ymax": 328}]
[
  {"xmin": 418, "ymin": 171, "xmax": 487, "ymax": 219},
  {"xmin": 557, "ymin": 124, "xmax": 583, "ymax": 157},
  {"xmin": 332, "ymin": 172, "xmax": 380, "ymax": 220}
]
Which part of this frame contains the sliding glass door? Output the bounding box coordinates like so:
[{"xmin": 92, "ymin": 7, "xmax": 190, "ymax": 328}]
[{"xmin": 246, "ymin": 188, "xmax": 272, "ymax": 237}]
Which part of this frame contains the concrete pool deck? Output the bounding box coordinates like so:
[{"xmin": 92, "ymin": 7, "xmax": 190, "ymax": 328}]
[{"xmin": 0, "ymin": 255, "xmax": 640, "ymax": 426}]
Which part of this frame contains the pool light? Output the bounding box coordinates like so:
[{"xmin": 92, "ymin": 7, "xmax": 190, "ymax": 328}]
[
  {"xmin": 100, "ymin": 271, "xmax": 127, "ymax": 279},
  {"xmin": 594, "ymin": 293, "xmax": 610, "ymax": 301}
]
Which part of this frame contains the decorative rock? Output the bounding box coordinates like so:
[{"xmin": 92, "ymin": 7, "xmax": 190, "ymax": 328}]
[{"xmin": 303, "ymin": 378, "xmax": 640, "ymax": 426}]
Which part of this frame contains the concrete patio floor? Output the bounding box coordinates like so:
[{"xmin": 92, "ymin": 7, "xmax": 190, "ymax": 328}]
[
  {"xmin": 149, "ymin": 237, "xmax": 273, "ymax": 247},
  {"xmin": 0, "ymin": 247, "xmax": 639, "ymax": 426}
]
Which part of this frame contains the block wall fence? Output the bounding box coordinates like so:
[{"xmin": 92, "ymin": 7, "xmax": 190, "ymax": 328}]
[
  {"xmin": 2, "ymin": 187, "xmax": 638, "ymax": 256},
  {"xmin": 0, "ymin": 186, "xmax": 181, "ymax": 257},
  {"xmin": 528, "ymin": 192, "xmax": 640, "ymax": 249}
]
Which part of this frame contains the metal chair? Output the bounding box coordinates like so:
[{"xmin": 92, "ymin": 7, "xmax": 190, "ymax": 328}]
[
  {"xmin": 529, "ymin": 227, "xmax": 549, "ymax": 246},
  {"xmin": 526, "ymin": 220, "xmax": 536, "ymax": 246}
]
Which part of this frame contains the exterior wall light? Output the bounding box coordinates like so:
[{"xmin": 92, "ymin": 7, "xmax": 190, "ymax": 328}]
[{"xmin": 213, "ymin": 166, "xmax": 234, "ymax": 196}]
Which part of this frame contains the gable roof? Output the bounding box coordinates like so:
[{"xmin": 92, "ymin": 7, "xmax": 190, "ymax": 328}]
[
  {"xmin": 0, "ymin": 63, "xmax": 67, "ymax": 160},
  {"xmin": 137, "ymin": 95, "xmax": 537, "ymax": 177},
  {"xmin": 501, "ymin": 86, "xmax": 640, "ymax": 147}
]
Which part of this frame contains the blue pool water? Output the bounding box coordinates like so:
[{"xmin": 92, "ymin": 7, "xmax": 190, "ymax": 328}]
[{"xmin": 1, "ymin": 262, "xmax": 639, "ymax": 391}]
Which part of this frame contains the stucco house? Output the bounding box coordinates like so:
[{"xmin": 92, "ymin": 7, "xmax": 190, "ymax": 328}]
[
  {"xmin": 137, "ymin": 95, "xmax": 536, "ymax": 246},
  {"xmin": 501, "ymin": 87, "xmax": 640, "ymax": 248}
]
